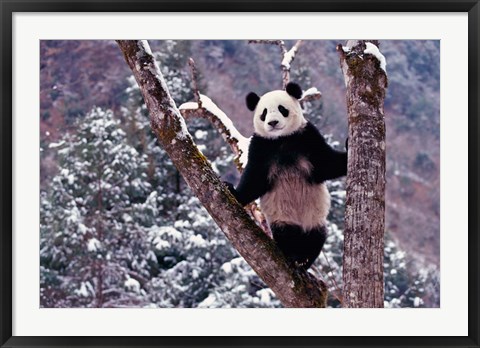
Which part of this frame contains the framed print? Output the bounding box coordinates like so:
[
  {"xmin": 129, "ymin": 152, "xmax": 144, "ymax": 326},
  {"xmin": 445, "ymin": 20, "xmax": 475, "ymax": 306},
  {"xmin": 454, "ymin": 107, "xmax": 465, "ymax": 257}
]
[{"xmin": 1, "ymin": 1, "xmax": 479, "ymax": 347}]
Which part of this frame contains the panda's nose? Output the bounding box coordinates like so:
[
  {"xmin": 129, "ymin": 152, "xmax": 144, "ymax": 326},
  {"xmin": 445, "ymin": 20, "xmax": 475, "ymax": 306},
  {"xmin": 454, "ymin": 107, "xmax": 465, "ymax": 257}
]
[{"xmin": 268, "ymin": 120, "xmax": 279, "ymax": 127}]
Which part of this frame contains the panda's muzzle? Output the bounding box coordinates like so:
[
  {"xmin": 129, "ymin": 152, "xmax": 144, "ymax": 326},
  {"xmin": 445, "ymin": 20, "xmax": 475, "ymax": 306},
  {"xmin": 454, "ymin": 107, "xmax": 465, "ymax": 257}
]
[{"xmin": 268, "ymin": 120, "xmax": 279, "ymax": 127}]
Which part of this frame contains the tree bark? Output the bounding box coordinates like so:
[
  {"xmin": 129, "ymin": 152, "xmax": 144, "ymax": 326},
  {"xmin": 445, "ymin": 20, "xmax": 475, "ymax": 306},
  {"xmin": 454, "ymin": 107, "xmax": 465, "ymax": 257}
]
[
  {"xmin": 180, "ymin": 103, "xmax": 272, "ymax": 237},
  {"xmin": 248, "ymin": 39, "xmax": 303, "ymax": 89},
  {"xmin": 337, "ymin": 40, "xmax": 388, "ymax": 308},
  {"xmin": 179, "ymin": 52, "xmax": 319, "ymax": 238},
  {"xmin": 116, "ymin": 40, "xmax": 327, "ymax": 308}
]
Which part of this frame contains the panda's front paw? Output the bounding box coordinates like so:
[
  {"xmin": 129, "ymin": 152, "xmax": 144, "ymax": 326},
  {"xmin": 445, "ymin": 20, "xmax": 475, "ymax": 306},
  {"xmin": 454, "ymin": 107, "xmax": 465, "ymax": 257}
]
[{"xmin": 223, "ymin": 181, "xmax": 236, "ymax": 195}]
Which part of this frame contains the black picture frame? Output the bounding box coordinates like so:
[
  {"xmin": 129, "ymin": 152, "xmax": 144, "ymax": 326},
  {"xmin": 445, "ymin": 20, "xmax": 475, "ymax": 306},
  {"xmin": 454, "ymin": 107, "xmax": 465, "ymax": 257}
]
[{"xmin": 1, "ymin": 1, "xmax": 478, "ymax": 347}]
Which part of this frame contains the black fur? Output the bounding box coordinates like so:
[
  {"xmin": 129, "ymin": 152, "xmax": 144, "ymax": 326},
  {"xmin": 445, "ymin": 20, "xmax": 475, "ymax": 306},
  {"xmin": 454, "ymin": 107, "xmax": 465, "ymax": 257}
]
[
  {"xmin": 227, "ymin": 122, "xmax": 347, "ymax": 206},
  {"xmin": 286, "ymin": 82, "xmax": 303, "ymax": 99},
  {"xmin": 225, "ymin": 121, "xmax": 347, "ymax": 269},
  {"xmin": 260, "ymin": 108, "xmax": 267, "ymax": 121},
  {"xmin": 271, "ymin": 223, "xmax": 327, "ymax": 269},
  {"xmin": 246, "ymin": 92, "xmax": 260, "ymax": 111},
  {"xmin": 278, "ymin": 105, "xmax": 289, "ymax": 117}
]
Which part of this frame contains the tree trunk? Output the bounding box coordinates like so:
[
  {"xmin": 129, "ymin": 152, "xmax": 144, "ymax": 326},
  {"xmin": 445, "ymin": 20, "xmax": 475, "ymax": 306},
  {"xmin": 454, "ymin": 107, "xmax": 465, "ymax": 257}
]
[
  {"xmin": 180, "ymin": 103, "xmax": 272, "ymax": 237},
  {"xmin": 338, "ymin": 40, "xmax": 388, "ymax": 308},
  {"xmin": 116, "ymin": 40, "xmax": 327, "ymax": 308}
]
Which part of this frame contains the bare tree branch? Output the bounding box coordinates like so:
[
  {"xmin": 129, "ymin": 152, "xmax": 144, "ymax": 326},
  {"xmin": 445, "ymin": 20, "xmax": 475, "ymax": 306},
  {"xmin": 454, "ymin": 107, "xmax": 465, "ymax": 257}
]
[
  {"xmin": 116, "ymin": 40, "xmax": 327, "ymax": 308},
  {"xmin": 248, "ymin": 39, "xmax": 287, "ymax": 52},
  {"xmin": 300, "ymin": 87, "xmax": 322, "ymax": 104},
  {"xmin": 249, "ymin": 39, "xmax": 323, "ymax": 101},
  {"xmin": 182, "ymin": 58, "xmax": 272, "ymax": 236},
  {"xmin": 182, "ymin": 108, "xmax": 238, "ymax": 159},
  {"xmin": 188, "ymin": 58, "xmax": 202, "ymax": 108},
  {"xmin": 180, "ymin": 98, "xmax": 248, "ymax": 170},
  {"xmin": 181, "ymin": 41, "xmax": 323, "ymax": 259},
  {"xmin": 337, "ymin": 40, "xmax": 388, "ymax": 308},
  {"xmin": 180, "ymin": 96, "xmax": 272, "ymax": 237},
  {"xmin": 280, "ymin": 40, "xmax": 302, "ymax": 88},
  {"xmin": 184, "ymin": 58, "xmax": 247, "ymax": 168},
  {"xmin": 249, "ymin": 39, "xmax": 302, "ymax": 88}
]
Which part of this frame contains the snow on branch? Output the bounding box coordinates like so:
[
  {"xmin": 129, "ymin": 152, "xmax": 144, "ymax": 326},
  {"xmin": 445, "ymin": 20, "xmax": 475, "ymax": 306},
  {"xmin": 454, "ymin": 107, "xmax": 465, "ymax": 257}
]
[
  {"xmin": 188, "ymin": 58, "xmax": 202, "ymax": 108},
  {"xmin": 116, "ymin": 40, "xmax": 326, "ymax": 307},
  {"xmin": 180, "ymin": 96, "xmax": 271, "ymax": 236},
  {"xmin": 249, "ymin": 39, "xmax": 302, "ymax": 88},
  {"xmin": 300, "ymin": 87, "xmax": 322, "ymax": 103},
  {"xmin": 281, "ymin": 40, "xmax": 301, "ymax": 70},
  {"xmin": 364, "ymin": 42, "xmax": 387, "ymax": 73},
  {"xmin": 336, "ymin": 39, "xmax": 387, "ymax": 308},
  {"xmin": 183, "ymin": 57, "xmax": 248, "ymax": 168},
  {"xmin": 338, "ymin": 40, "xmax": 388, "ymax": 77},
  {"xmin": 180, "ymin": 57, "xmax": 271, "ymax": 236},
  {"xmin": 249, "ymin": 39, "xmax": 322, "ymax": 101},
  {"xmin": 180, "ymin": 95, "xmax": 250, "ymax": 169}
]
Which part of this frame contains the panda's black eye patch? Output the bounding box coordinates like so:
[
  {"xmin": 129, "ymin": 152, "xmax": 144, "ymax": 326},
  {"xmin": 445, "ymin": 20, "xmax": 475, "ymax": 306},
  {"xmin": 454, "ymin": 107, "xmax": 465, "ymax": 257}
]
[
  {"xmin": 278, "ymin": 105, "xmax": 289, "ymax": 117},
  {"xmin": 260, "ymin": 108, "xmax": 267, "ymax": 121}
]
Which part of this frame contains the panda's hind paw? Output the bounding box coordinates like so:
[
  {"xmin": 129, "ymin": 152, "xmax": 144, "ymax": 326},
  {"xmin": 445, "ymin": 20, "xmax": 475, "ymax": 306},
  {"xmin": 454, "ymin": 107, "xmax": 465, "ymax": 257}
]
[{"xmin": 294, "ymin": 259, "xmax": 311, "ymax": 270}]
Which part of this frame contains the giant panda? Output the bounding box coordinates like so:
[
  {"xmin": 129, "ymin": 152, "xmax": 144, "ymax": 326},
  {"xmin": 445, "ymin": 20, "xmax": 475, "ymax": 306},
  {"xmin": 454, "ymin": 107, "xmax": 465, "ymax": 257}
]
[{"xmin": 226, "ymin": 82, "xmax": 347, "ymax": 269}]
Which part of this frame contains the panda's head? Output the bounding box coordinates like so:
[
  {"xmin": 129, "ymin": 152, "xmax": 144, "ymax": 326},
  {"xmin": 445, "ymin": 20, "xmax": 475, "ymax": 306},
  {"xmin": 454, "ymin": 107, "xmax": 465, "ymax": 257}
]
[{"xmin": 246, "ymin": 82, "xmax": 307, "ymax": 139}]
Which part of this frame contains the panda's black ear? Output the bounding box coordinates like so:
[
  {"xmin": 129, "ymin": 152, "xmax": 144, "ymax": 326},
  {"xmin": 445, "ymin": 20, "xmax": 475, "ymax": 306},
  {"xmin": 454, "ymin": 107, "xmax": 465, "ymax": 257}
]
[
  {"xmin": 246, "ymin": 92, "xmax": 260, "ymax": 111},
  {"xmin": 286, "ymin": 82, "xmax": 302, "ymax": 99}
]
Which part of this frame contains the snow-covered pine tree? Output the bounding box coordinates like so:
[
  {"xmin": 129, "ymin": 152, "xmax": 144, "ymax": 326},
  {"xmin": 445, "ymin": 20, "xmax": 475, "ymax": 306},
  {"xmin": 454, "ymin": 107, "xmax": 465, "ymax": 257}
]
[
  {"xmin": 40, "ymin": 108, "xmax": 157, "ymax": 307},
  {"xmin": 118, "ymin": 40, "xmax": 273, "ymax": 308}
]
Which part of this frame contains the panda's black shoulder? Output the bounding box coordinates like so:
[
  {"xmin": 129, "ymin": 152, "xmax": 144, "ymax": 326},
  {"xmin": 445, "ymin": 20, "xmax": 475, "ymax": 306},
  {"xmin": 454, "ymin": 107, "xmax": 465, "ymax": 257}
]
[
  {"xmin": 248, "ymin": 133, "xmax": 279, "ymax": 161},
  {"xmin": 302, "ymin": 121, "xmax": 327, "ymax": 141},
  {"xmin": 250, "ymin": 133, "xmax": 278, "ymax": 148},
  {"xmin": 289, "ymin": 121, "xmax": 328, "ymax": 151}
]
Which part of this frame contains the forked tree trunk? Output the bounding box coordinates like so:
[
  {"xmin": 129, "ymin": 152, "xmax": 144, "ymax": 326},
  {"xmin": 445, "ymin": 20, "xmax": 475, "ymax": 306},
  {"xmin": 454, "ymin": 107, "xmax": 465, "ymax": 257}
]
[
  {"xmin": 117, "ymin": 40, "xmax": 327, "ymax": 308},
  {"xmin": 337, "ymin": 40, "xmax": 388, "ymax": 308}
]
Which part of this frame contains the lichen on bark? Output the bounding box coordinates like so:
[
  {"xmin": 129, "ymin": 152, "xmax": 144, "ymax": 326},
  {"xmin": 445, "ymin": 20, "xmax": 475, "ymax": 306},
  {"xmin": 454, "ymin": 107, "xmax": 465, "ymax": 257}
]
[
  {"xmin": 116, "ymin": 40, "xmax": 327, "ymax": 308},
  {"xmin": 338, "ymin": 40, "xmax": 388, "ymax": 308}
]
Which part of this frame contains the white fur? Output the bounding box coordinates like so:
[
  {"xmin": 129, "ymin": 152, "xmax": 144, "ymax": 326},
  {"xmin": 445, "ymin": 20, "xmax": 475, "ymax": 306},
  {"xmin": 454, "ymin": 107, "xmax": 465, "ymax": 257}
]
[
  {"xmin": 252, "ymin": 89, "xmax": 330, "ymax": 231},
  {"xmin": 253, "ymin": 90, "xmax": 307, "ymax": 138},
  {"xmin": 260, "ymin": 157, "xmax": 330, "ymax": 230}
]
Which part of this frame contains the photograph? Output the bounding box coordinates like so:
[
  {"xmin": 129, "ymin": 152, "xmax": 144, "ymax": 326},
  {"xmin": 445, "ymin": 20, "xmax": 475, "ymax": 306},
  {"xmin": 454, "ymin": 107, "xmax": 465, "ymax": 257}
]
[
  {"xmin": 2, "ymin": 3, "xmax": 479, "ymax": 346},
  {"xmin": 39, "ymin": 39, "xmax": 440, "ymax": 309}
]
